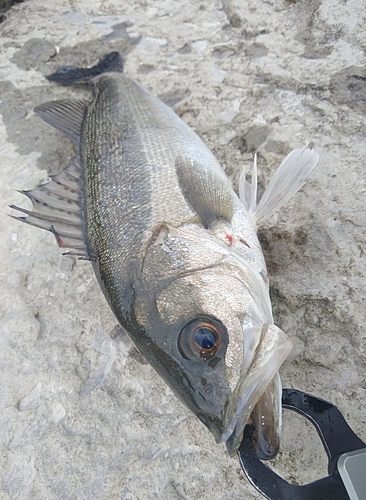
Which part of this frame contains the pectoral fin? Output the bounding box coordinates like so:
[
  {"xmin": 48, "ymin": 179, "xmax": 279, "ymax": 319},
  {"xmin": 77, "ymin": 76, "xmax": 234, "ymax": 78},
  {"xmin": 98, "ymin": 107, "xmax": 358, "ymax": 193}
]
[{"xmin": 175, "ymin": 156, "xmax": 234, "ymax": 227}]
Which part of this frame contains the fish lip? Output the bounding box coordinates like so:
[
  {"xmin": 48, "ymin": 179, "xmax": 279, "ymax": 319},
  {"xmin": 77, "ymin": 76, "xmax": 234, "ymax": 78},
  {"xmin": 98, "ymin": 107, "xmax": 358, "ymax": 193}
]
[
  {"xmin": 219, "ymin": 324, "xmax": 293, "ymax": 455},
  {"xmin": 221, "ymin": 378, "xmax": 261, "ymax": 455}
]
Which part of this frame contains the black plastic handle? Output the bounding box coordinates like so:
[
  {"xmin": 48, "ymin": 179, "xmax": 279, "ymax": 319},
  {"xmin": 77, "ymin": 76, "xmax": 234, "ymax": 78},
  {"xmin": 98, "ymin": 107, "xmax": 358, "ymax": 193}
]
[{"xmin": 238, "ymin": 388, "xmax": 366, "ymax": 500}]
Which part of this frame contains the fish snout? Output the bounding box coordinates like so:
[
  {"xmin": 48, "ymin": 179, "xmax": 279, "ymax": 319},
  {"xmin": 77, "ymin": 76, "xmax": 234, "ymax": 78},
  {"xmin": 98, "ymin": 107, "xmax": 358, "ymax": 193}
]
[
  {"xmin": 194, "ymin": 377, "xmax": 231, "ymax": 442},
  {"xmin": 221, "ymin": 324, "xmax": 292, "ymax": 455}
]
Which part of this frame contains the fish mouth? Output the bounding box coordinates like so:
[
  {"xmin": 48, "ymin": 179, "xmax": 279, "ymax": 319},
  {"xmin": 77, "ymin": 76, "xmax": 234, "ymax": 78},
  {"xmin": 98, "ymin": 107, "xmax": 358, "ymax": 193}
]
[{"xmin": 220, "ymin": 324, "xmax": 292, "ymax": 456}]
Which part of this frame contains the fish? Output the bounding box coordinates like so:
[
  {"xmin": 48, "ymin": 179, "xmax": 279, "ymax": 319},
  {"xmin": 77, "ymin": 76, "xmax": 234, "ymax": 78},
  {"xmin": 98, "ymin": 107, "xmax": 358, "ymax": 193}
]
[{"xmin": 11, "ymin": 52, "xmax": 319, "ymax": 458}]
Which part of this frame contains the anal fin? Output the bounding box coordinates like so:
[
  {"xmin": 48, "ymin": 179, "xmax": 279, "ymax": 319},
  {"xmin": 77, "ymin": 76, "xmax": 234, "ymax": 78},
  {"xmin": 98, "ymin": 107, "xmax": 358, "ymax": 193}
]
[{"xmin": 11, "ymin": 158, "xmax": 89, "ymax": 259}]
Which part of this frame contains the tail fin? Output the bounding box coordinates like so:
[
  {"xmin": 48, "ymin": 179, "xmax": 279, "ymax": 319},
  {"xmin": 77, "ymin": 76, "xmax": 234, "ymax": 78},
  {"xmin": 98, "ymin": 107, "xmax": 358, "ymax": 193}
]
[
  {"xmin": 239, "ymin": 148, "xmax": 319, "ymax": 227},
  {"xmin": 46, "ymin": 52, "xmax": 123, "ymax": 86}
]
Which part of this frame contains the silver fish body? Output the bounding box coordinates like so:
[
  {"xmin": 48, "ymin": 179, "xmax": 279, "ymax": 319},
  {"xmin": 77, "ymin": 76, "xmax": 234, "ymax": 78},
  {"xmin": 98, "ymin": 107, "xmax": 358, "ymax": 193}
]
[{"xmin": 12, "ymin": 53, "xmax": 319, "ymax": 456}]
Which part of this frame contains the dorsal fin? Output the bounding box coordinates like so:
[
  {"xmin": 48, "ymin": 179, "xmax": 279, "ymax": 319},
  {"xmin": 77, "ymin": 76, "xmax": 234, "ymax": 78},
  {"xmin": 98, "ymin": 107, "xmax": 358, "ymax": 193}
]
[
  {"xmin": 175, "ymin": 156, "xmax": 234, "ymax": 227},
  {"xmin": 239, "ymin": 148, "xmax": 319, "ymax": 227},
  {"xmin": 34, "ymin": 99, "xmax": 88, "ymax": 146},
  {"xmin": 10, "ymin": 158, "xmax": 89, "ymax": 259}
]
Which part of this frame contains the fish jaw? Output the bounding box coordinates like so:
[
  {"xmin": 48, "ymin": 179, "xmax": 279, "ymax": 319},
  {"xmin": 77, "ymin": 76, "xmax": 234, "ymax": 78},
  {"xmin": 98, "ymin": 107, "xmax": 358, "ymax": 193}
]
[
  {"xmin": 220, "ymin": 324, "xmax": 292, "ymax": 455},
  {"xmin": 250, "ymin": 372, "xmax": 283, "ymax": 459}
]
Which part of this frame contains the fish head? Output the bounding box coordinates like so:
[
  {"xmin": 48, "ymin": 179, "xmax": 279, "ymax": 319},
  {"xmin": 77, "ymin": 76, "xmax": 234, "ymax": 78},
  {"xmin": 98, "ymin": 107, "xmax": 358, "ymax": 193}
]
[{"xmin": 134, "ymin": 223, "xmax": 292, "ymax": 454}]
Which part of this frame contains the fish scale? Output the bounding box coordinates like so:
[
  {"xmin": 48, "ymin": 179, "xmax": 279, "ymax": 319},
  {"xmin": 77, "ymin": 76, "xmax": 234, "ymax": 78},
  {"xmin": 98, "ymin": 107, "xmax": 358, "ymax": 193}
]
[{"xmin": 82, "ymin": 73, "xmax": 241, "ymax": 310}]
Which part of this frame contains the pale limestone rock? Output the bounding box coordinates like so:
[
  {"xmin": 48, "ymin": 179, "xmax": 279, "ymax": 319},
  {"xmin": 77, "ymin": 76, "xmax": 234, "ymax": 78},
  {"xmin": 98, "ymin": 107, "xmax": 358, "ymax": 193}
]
[{"xmin": 1, "ymin": 0, "xmax": 365, "ymax": 499}]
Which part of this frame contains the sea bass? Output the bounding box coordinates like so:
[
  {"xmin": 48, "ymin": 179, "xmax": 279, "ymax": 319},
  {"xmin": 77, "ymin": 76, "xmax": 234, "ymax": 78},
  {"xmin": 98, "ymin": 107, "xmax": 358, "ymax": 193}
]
[{"xmin": 11, "ymin": 52, "xmax": 319, "ymax": 457}]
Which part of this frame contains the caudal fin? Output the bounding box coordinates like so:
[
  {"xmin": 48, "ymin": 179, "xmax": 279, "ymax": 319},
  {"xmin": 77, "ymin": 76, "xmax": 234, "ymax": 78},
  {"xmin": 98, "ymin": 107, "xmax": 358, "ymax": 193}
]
[
  {"xmin": 46, "ymin": 51, "xmax": 123, "ymax": 86},
  {"xmin": 239, "ymin": 148, "xmax": 319, "ymax": 227}
]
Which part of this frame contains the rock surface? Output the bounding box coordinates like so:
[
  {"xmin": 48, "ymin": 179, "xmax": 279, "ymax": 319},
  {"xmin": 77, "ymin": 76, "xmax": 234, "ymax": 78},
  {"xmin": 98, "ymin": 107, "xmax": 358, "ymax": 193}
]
[{"xmin": 1, "ymin": 0, "xmax": 366, "ymax": 499}]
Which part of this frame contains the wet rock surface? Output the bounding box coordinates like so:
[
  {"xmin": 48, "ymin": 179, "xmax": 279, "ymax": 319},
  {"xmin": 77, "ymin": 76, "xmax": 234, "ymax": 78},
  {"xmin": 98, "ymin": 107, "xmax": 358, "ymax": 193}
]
[{"xmin": 1, "ymin": 1, "xmax": 366, "ymax": 499}]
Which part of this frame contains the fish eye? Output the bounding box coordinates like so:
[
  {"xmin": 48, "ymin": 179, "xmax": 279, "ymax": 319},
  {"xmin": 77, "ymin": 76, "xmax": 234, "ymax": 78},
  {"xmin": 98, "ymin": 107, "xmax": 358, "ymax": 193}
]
[{"xmin": 178, "ymin": 319, "xmax": 221, "ymax": 360}]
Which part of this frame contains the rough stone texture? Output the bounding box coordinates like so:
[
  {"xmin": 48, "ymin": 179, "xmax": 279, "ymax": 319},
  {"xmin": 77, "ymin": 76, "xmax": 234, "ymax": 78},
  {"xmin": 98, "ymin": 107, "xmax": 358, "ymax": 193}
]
[{"xmin": 1, "ymin": 0, "xmax": 366, "ymax": 499}]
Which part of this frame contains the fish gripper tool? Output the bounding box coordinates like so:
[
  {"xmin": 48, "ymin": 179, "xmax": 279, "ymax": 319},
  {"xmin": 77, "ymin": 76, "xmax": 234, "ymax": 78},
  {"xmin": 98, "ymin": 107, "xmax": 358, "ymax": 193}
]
[{"xmin": 238, "ymin": 388, "xmax": 366, "ymax": 500}]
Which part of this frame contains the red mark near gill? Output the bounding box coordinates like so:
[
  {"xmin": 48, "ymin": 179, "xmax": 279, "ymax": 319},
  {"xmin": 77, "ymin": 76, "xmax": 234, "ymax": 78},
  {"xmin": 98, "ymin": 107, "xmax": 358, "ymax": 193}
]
[
  {"xmin": 240, "ymin": 238, "xmax": 250, "ymax": 248},
  {"xmin": 225, "ymin": 233, "xmax": 233, "ymax": 245},
  {"xmin": 224, "ymin": 233, "xmax": 251, "ymax": 248}
]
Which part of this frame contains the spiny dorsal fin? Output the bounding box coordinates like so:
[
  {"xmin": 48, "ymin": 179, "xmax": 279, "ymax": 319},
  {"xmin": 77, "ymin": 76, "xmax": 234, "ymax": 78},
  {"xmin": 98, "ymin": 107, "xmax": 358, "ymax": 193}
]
[
  {"xmin": 175, "ymin": 156, "xmax": 234, "ymax": 228},
  {"xmin": 239, "ymin": 148, "xmax": 319, "ymax": 227},
  {"xmin": 34, "ymin": 99, "xmax": 88, "ymax": 146},
  {"xmin": 11, "ymin": 158, "xmax": 89, "ymax": 259}
]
